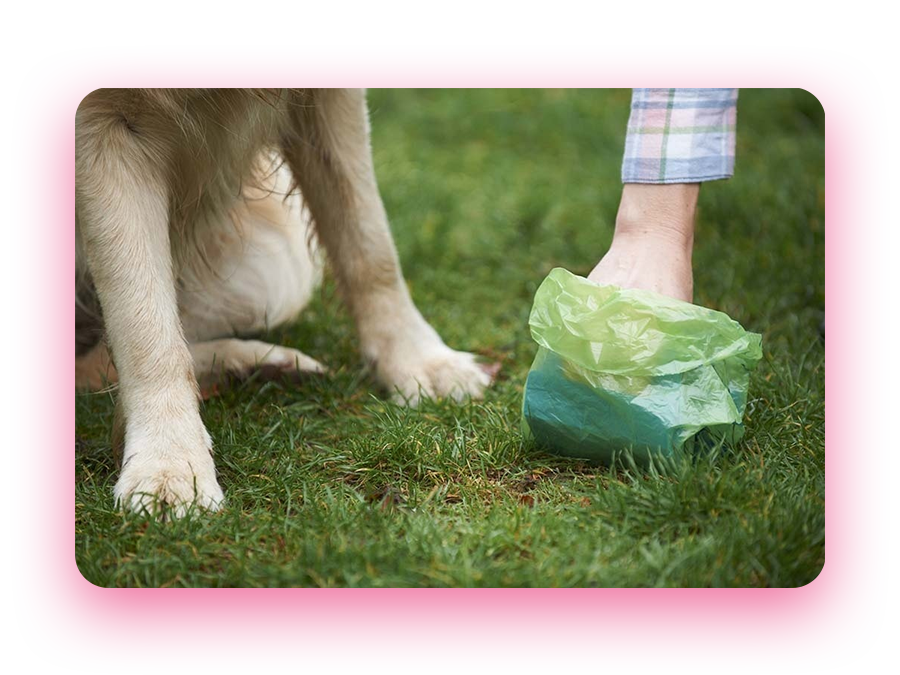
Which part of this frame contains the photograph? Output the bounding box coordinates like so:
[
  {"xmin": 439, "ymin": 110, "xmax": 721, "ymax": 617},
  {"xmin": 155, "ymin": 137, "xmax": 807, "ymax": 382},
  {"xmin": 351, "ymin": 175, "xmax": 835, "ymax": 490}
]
[{"xmin": 74, "ymin": 88, "xmax": 824, "ymax": 588}]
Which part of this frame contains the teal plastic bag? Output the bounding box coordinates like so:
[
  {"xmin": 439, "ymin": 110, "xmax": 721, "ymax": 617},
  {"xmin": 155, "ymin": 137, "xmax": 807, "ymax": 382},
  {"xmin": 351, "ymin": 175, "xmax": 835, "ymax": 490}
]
[{"xmin": 522, "ymin": 268, "xmax": 763, "ymax": 464}]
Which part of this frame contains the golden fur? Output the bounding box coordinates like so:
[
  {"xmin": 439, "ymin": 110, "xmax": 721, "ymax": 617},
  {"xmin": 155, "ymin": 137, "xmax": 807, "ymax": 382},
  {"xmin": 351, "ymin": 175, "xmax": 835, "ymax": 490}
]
[{"xmin": 76, "ymin": 88, "xmax": 492, "ymax": 516}]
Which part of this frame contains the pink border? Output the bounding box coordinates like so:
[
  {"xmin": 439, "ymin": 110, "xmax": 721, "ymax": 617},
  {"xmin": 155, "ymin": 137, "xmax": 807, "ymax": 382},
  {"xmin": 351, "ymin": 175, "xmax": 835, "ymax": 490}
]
[{"xmin": 10, "ymin": 47, "xmax": 889, "ymax": 674}]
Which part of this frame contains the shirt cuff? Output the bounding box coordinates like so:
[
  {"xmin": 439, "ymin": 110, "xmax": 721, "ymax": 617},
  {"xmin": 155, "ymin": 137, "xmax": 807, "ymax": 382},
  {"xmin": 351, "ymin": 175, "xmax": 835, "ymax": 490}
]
[{"xmin": 621, "ymin": 88, "xmax": 738, "ymax": 184}]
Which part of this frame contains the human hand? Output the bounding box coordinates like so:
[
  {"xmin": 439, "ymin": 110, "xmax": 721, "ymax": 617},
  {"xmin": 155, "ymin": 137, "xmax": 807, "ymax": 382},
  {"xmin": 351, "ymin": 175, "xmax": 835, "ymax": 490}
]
[{"xmin": 587, "ymin": 183, "xmax": 699, "ymax": 303}]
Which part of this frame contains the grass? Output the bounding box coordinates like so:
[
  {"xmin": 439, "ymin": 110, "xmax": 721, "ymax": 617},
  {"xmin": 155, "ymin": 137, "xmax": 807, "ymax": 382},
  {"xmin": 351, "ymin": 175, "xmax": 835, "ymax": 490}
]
[{"xmin": 75, "ymin": 89, "xmax": 824, "ymax": 587}]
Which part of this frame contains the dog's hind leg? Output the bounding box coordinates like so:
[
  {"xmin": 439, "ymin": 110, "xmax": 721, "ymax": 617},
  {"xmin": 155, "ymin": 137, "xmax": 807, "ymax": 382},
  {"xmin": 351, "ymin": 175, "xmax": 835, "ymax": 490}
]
[
  {"xmin": 76, "ymin": 96, "xmax": 223, "ymax": 516},
  {"xmin": 281, "ymin": 89, "xmax": 493, "ymax": 406},
  {"xmin": 178, "ymin": 158, "xmax": 327, "ymax": 396},
  {"xmin": 190, "ymin": 339, "xmax": 325, "ymax": 398},
  {"xmin": 75, "ymin": 340, "xmax": 116, "ymax": 391},
  {"xmin": 76, "ymin": 338, "xmax": 325, "ymax": 400},
  {"xmin": 76, "ymin": 159, "xmax": 326, "ymax": 400},
  {"xmin": 177, "ymin": 157, "xmax": 323, "ymax": 344}
]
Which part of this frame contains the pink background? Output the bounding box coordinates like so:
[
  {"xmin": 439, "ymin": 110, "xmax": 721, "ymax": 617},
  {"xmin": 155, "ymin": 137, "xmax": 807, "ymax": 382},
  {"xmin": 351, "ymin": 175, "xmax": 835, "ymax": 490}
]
[{"xmin": 10, "ymin": 47, "xmax": 889, "ymax": 675}]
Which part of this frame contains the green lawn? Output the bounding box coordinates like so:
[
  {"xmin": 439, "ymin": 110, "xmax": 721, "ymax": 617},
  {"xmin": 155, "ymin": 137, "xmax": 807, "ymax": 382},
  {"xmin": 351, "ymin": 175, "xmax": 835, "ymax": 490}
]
[{"xmin": 75, "ymin": 89, "xmax": 824, "ymax": 587}]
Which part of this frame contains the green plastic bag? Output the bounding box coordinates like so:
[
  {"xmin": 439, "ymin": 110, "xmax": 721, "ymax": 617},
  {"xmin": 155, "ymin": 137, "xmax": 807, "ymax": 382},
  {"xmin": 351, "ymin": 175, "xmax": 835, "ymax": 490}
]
[{"xmin": 522, "ymin": 268, "xmax": 763, "ymax": 464}]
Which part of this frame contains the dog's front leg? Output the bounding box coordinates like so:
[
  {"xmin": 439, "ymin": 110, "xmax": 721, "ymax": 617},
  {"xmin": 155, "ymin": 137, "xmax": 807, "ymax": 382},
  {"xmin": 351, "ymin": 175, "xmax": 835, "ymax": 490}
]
[
  {"xmin": 76, "ymin": 101, "xmax": 223, "ymax": 516},
  {"xmin": 281, "ymin": 89, "xmax": 492, "ymax": 405}
]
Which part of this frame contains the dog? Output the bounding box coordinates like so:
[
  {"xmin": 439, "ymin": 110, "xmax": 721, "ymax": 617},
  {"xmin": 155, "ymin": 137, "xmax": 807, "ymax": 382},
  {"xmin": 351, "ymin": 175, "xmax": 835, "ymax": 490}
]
[{"xmin": 75, "ymin": 88, "xmax": 493, "ymax": 516}]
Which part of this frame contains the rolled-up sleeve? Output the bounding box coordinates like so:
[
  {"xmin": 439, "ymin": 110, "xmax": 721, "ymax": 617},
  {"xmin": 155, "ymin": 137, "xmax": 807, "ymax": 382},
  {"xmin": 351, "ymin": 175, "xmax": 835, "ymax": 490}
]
[{"xmin": 621, "ymin": 88, "xmax": 738, "ymax": 184}]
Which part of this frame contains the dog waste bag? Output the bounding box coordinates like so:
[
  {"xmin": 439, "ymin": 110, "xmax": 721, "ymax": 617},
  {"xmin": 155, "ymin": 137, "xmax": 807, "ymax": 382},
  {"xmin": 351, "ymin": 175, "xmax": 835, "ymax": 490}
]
[{"xmin": 522, "ymin": 268, "xmax": 763, "ymax": 464}]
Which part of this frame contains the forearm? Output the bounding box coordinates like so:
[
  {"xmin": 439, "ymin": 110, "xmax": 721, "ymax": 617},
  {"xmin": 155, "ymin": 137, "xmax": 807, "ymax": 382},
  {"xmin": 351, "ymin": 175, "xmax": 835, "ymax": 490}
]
[
  {"xmin": 586, "ymin": 89, "xmax": 737, "ymax": 302},
  {"xmin": 614, "ymin": 183, "xmax": 698, "ymax": 247}
]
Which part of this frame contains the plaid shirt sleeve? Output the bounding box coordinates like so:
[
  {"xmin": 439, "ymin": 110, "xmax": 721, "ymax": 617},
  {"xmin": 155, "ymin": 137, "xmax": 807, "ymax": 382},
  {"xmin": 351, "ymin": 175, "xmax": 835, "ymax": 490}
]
[{"xmin": 621, "ymin": 88, "xmax": 738, "ymax": 184}]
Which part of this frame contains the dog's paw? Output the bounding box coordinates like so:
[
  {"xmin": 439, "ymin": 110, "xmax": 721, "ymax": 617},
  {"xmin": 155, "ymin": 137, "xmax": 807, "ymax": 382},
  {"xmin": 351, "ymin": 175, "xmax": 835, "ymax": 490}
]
[
  {"xmin": 114, "ymin": 426, "xmax": 224, "ymax": 518},
  {"xmin": 235, "ymin": 340, "xmax": 326, "ymax": 375},
  {"xmin": 250, "ymin": 342, "xmax": 327, "ymax": 380},
  {"xmin": 383, "ymin": 346, "xmax": 496, "ymax": 407},
  {"xmin": 193, "ymin": 339, "xmax": 327, "ymax": 399}
]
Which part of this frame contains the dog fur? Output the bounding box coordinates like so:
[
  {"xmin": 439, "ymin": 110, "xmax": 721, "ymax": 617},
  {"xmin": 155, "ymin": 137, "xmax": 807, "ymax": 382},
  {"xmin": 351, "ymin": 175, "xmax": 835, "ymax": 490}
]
[{"xmin": 75, "ymin": 88, "xmax": 492, "ymax": 516}]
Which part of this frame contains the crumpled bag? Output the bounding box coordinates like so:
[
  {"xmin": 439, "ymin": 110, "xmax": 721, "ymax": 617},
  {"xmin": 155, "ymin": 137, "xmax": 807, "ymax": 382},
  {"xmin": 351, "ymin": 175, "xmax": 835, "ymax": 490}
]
[{"xmin": 522, "ymin": 268, "xmax": 763, "ymax": 464}]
